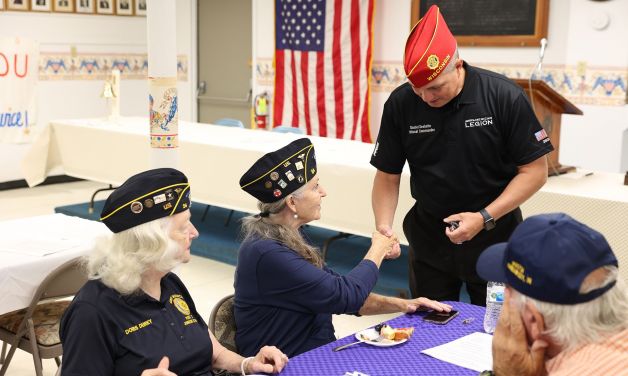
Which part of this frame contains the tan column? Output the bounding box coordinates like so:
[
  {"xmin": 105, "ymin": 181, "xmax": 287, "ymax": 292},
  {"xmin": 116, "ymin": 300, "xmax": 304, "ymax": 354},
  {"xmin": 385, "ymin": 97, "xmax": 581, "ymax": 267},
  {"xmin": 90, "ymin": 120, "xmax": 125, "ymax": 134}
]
[{"xmin": 147, "ymin": 0, "xmax": 179, "ymax": 168}]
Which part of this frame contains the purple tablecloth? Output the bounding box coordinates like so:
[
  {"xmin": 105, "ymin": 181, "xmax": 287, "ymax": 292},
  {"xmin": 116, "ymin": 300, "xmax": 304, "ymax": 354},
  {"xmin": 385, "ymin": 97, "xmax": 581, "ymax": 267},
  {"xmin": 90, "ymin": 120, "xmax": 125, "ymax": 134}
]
[{"xmin": 278, "ymin": 302, "xmax": 486, "ymax": 375}]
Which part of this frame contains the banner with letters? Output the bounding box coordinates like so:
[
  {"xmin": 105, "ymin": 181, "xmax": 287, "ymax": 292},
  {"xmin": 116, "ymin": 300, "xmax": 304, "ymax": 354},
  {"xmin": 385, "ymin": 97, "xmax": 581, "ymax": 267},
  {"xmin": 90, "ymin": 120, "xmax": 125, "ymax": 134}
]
[{"xmin": 0, "ymin": 37, "xmax": 39, "ymax": 143}]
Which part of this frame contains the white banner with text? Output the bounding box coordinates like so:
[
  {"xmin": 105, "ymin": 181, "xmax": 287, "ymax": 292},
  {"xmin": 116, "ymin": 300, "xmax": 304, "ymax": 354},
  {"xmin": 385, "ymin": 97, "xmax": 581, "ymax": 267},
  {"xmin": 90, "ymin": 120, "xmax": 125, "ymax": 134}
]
[{"xmin": 0, "ymin": 37, "xmax": 39, "ymax": 143}]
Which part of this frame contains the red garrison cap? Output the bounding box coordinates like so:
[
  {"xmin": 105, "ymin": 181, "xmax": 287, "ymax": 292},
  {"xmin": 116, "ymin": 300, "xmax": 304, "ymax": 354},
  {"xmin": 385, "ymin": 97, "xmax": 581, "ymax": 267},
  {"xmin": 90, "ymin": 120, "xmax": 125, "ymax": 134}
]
[{"xmin": 404, "ymin": 5, "xmax": 457, "ymax": 88}]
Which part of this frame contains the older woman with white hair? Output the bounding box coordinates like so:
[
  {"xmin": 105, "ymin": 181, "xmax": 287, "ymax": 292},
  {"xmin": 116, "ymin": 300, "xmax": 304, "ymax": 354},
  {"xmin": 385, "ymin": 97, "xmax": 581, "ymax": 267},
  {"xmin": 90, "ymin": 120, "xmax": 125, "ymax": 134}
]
[
  {"xmin": 235, "ymin": 138, "xmax": 452, "ymax": 358},
  {"xmin": 60, "ymin": 168, "xmax": 288, "ymax": 376}
]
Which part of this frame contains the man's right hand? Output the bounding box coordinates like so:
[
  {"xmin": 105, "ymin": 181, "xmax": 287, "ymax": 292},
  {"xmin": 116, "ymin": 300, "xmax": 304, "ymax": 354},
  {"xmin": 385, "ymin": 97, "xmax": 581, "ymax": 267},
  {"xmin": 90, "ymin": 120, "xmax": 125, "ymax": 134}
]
[
  {"xmin": 372, "ymin": 230, "xmax": 400, "ymax": 259},
  {"xmin": 141, "ymin": 356, "xmax": 177, "ymax": 376}
]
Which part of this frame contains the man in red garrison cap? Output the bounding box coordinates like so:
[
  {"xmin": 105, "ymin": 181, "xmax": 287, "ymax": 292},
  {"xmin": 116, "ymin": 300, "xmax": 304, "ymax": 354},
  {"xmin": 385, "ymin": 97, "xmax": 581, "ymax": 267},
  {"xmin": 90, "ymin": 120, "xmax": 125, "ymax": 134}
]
[{"xmin": 370, "ymin": 5, "xmax": 554, "ymax": 306}]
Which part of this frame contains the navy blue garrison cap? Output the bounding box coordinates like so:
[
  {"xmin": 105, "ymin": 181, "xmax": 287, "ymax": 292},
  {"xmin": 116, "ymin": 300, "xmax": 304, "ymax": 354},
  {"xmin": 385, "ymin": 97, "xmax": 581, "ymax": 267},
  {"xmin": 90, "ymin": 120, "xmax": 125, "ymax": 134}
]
[
  {"xmin": 240, "ymin": 138, "xmax": 317, "ymax": 203},
  {"xmin": 476, "ymin": 213, "xmax": 618, "ymax": 305},
  {"xmin": 100, "ymin": 168, "xmax": 191, "ymax": 233}
]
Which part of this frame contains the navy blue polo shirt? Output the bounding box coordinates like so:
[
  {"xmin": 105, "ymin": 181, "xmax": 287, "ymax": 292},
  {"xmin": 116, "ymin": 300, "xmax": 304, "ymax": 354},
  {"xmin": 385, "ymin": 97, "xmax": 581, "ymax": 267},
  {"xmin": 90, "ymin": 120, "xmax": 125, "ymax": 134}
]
[
  {"xmin": 60, "ymin": 273, "xmax": 213, "ymax": 376},
  {"xmin": 371, "ymin": 62, "xmax": 554, "ymax": 219},
  {"xmin": 234, "ymin": 237, "xmax": 378, "ymax": 357}
]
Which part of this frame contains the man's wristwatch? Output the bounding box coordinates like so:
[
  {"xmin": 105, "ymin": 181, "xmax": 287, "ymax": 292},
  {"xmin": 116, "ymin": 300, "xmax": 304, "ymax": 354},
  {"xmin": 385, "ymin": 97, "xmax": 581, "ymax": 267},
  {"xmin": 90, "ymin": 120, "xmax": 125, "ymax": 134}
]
[{"xmin": 479, "ymin": 209, "xmax": 496, "ymax": 231}]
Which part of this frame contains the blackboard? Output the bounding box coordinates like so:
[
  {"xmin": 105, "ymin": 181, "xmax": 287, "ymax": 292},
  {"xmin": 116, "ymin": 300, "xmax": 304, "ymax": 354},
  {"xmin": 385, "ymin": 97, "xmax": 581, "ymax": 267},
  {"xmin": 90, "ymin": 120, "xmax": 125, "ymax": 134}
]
[{"xmin": 411, "ymin": 0, "xmax": 549, "ymax": 46}]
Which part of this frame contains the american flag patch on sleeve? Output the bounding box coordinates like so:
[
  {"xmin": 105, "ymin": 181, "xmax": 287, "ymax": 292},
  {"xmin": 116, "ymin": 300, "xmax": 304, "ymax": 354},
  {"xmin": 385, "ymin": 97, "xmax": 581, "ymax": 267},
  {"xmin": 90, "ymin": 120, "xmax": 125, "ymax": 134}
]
[{"xmin": 535, "ymin": 129, "xmax": 548, "ymax": 141}]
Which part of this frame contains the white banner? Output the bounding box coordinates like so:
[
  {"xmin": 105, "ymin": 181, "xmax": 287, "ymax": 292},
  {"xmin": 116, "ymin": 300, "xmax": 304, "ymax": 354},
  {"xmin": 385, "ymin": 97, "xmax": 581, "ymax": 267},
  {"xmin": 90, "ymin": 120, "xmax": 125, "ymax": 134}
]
[{"xmin": 0, "ymin": 37, "xmax": 39, "ymax": 143}]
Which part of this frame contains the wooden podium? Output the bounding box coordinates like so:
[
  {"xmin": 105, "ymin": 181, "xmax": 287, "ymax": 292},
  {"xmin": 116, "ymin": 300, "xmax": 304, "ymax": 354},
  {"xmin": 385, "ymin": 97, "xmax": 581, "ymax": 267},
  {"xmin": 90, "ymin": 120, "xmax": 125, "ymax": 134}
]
[{"xmin": 513, "ymin": 79, "xmax": 583, "ymax": 176}]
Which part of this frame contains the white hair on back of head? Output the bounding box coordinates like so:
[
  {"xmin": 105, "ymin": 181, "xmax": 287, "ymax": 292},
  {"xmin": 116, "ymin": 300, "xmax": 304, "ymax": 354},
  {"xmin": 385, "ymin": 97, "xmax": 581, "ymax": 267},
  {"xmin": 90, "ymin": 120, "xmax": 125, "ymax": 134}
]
[
  {"xmin": 86, "ymin": 216, "xmax": 181, "ymax": 295},
  {"xmin": 441, "ymin": 48, "xmax": 460, "ymax": 74},
  {"xmin": 515, "ymin": 266, "xmax": 628, "ymax": 351}
]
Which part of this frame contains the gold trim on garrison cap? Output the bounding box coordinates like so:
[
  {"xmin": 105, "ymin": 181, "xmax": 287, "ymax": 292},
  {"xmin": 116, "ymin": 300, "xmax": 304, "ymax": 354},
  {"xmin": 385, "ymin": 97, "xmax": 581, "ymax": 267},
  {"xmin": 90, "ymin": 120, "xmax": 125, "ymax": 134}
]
[
  {"xmin": 240, "ymin": 138, "xmax": 317, "ymax": 203},
  {"xmin": 100, "ymin": 168, "xmax": 191, "ymax": 233},
  {"xmin": 404, "ymin": 4, "xmax": 457, "ymax": 88}
]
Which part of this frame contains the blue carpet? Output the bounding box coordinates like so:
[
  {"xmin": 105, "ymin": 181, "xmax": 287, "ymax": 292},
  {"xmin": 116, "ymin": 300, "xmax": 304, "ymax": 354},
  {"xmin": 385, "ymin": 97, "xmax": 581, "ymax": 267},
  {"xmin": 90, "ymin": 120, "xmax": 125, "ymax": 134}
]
[{"xmin": 55, "ymin": 201, "xmax": 411, "ymax": 297}]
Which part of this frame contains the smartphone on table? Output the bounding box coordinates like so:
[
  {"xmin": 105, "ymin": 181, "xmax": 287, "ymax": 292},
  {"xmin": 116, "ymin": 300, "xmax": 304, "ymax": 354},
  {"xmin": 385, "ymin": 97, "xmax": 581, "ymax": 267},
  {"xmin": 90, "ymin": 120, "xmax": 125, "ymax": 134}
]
[{"xmin": 422, "ymin": 310, "xmax": 459, "ymax": 325}]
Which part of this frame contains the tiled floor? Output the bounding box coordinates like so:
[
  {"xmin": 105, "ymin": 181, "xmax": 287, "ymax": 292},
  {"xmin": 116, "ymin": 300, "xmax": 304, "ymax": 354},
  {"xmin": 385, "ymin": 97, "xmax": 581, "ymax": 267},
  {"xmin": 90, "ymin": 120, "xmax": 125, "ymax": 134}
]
[{"xmin": 0, "ymin": 180, "xmax": 399, "ymax": 376}]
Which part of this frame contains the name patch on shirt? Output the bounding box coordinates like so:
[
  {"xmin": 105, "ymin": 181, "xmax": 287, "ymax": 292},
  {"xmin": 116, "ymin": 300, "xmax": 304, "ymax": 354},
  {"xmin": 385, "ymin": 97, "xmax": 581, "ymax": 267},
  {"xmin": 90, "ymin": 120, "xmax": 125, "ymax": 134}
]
[
  {"xmin": 124, "ymin": 318, "xmax": 153, "ymax": 335},
  {"xmin": 464, "ymin": 116, "xmax": 493, "ymax": 128},
  {"xmin": 409, "ymin": 124, "xmax": 434, "ymax": 134}
]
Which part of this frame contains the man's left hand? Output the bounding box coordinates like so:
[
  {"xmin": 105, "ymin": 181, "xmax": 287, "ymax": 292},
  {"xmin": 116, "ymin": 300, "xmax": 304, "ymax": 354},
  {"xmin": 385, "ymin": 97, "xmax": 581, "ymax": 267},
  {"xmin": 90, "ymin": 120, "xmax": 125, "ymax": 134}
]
[
  {"xmin": 492, "ymin": 290, "xmax": 547, "ymax": 376},
  {"xmin": 443, "ymin": 212, "xmax": 484, "ymax": 244}
]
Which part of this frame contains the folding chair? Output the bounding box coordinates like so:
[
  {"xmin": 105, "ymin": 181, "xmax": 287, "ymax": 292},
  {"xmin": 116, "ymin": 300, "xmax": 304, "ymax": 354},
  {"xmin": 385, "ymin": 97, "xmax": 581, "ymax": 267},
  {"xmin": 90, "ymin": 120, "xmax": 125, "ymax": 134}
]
[
  {"xmin": 272, "ymin": 125, "xmax": 305, "ymax": 134},
  {"xmin": 208, "ymin": 294, "xmax": 239, "ymax": 376},
  {"xmin": 214, "ymin": 118, "xmax": 245, "ymax": 128},
  {"xmin": 0, "ymin": 257, "xmax": 87, "ymax": 376},
  {"xmin": 208, "ymin": 294, "xmax": 237, "ymax": 353}
]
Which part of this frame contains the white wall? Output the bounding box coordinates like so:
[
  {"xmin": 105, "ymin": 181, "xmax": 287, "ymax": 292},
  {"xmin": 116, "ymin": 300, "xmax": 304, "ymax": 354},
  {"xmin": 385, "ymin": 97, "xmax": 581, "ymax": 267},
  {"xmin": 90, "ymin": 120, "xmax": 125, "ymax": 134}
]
[
  {"xmin": 555, "ymin": 0, "xmax": 628, "ymax": 173},
  {"xmin": 369, "ymin": 0, "xmax": 412, "ymax": 142},
  {"xmin": 0, "ymin": 2, "xmax": 195, "ymax": 182},
  {"xmin": 253, "ymin": 0, "xmax": 628, "ymax": 173},
  {"xmin": 2, "ymin": 0, "xmax": 626, "ymax": 182},
  {"xmin": 462, "ymin": 0, "xmax": 628, "ymax": 173}
]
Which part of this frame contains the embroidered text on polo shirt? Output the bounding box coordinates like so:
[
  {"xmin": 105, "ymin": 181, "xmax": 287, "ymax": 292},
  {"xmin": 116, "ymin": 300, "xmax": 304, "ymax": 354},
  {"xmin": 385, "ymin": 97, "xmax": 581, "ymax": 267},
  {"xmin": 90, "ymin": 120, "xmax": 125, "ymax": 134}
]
[
  {"xmin": 124, "ymin": 318, "xmax": 153, "ymax": 335},
  {"xmin": 409, "ymin": 124, "xmax": 435, "ymax": 134},
  {"xmin": 464, "ymin": 116, "xmax": 493, "ymax": 128}
]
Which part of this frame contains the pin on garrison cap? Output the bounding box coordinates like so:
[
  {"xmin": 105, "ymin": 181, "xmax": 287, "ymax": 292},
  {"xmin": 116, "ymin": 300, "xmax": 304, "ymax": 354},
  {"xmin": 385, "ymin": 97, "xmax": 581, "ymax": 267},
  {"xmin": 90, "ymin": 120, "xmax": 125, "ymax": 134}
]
[
  {"xmin": 476, "ymin": 213, "xmax": 619, "ymax": 305},
  {"xmin": 100, "ymin": 168, "xmax": 191, "ymax": 233},
  {"xmin": 404, "ymin": 4, "xmax": 457, "ymax": 88},
  {"xmin": 240, "ymin": 138, "xmax": 317, "ymax": 203}
]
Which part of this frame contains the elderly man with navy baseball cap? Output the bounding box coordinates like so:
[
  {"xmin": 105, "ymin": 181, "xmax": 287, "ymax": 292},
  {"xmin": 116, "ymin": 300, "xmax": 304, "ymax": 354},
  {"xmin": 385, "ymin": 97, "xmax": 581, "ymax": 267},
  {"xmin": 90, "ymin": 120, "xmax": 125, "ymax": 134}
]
[{"xmin": 475, "ymin": 213, "xmax": 628, "ymax": 376}]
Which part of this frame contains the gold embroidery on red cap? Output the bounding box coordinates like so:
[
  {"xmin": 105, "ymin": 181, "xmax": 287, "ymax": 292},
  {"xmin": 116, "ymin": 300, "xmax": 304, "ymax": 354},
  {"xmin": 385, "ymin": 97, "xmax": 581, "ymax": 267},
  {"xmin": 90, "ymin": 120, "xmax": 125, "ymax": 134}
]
[{"xmin": 427, "ymin": 54, "xmax": 439, "ymax": 70}]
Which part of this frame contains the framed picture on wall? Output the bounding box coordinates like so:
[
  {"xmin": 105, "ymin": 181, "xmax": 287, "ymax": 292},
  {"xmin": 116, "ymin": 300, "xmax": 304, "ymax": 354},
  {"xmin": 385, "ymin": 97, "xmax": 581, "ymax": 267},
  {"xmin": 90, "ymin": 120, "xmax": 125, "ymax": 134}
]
[
  {"xmin": 134, "ymin": 0, "xmax": 145, "ymax": 16},
  {"xmin": 31, "ymin": 0, "xmax": 51, "ymax": 11},
  {"xmin": 76, "ymin": 0, "xmax": 94, "ymax": 13},
  {"xmin": 116, "ymin": 0, "xmax": 132, "ymax": 15},
  {"xmin": 7, "ymin": 0, "xmax": 29, "ymax": 11},
  {"xmin": 96, "ymin": 0, "xmax": 113, "ymax": 14},
  {"xmin": 53, "ymin": 0, "xmax": 73, "ymax": 12}
]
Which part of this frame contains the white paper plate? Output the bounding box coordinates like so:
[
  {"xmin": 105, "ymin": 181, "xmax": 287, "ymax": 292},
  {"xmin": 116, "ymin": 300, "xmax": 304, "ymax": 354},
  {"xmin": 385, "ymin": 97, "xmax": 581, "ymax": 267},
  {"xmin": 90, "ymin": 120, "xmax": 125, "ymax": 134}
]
[{"xmin": 355, "ymin": 328, "xmax": 408, "ymax": 347}]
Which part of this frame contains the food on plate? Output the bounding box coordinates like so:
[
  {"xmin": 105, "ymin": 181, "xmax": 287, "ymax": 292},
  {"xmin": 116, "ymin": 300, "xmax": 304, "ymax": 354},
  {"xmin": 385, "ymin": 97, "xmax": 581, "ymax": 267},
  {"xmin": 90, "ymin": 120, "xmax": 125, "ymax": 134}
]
[{"xmin": 376, "ymin": 324, "xmax": 415, "ymax": 341}]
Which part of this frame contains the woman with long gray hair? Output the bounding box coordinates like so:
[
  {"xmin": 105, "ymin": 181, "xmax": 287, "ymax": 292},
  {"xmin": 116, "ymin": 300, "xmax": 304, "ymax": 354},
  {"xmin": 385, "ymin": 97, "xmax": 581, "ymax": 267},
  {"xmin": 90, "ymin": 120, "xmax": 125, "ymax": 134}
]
[{"xmin": 235, "ymin": 138, "xmax": 452, "ymax": 357}]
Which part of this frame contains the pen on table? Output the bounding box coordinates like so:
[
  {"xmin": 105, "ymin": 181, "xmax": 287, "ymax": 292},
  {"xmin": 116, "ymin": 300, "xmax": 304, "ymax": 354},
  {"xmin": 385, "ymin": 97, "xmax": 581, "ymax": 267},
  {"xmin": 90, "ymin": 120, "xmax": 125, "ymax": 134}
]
[{"xmin": 584, "ymin": 172, "xmax": 593, "ymax": 177}]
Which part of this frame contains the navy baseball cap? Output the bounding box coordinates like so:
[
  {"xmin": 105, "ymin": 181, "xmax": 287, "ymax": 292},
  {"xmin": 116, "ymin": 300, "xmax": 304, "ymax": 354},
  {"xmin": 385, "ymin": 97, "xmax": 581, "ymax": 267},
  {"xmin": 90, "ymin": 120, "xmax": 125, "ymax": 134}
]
[
  {"xmin": 476, "ymin": 213, "xmax": 618, "ymax": 305},
  {"xmin": 240, "ymin": 138, "xmax": 317, "ymax": 203},
  {"xmin": 100, "ymin": 168, "xmax": 191, "ymax": 233}
]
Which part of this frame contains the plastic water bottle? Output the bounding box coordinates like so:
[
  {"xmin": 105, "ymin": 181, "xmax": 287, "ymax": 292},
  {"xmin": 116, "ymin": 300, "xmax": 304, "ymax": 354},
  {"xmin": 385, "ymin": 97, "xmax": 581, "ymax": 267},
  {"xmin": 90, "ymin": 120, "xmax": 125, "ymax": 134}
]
[{"xmin": 483, "ymin": 281, "xmax": 505, "ymax": 334}]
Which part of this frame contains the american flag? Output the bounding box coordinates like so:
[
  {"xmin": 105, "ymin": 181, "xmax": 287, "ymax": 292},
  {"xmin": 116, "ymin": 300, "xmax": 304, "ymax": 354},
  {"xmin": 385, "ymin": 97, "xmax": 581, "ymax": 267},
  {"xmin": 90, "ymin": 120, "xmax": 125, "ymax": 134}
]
[
  {"xmin": 535, "ymin": 128, "xmax": 548, "ymax": 141},
  {"xmin": 273, "ymin": 0, "xmax": 374, "ymax": 142}
]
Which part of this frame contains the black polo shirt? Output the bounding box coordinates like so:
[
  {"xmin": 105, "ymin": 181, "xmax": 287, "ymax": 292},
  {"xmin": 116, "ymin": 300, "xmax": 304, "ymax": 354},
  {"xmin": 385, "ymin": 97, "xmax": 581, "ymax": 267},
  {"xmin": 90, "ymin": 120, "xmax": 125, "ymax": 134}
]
[
  {"xmin": 60, "ymin": 273, "xmax": 213, "ymax": 376},
  {"xmin": 371, "ymin": 62, "xmax": 553, "ymax": 218}
]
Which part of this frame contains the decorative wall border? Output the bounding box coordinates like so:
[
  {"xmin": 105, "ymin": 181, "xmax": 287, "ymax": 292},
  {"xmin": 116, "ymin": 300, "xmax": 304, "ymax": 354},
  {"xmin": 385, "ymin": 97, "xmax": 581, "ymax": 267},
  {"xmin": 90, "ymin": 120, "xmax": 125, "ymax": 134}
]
[
  {"xmin": 39, "ymin": 53, "xmax": 188, "ymax": 81},
  {"xmin": 256, "ymin": 58, "xmax": 627, "ymax": 106},
  {"xmin": 476, "ymin": 63, "xmax": 627, "ymax": 107}
]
